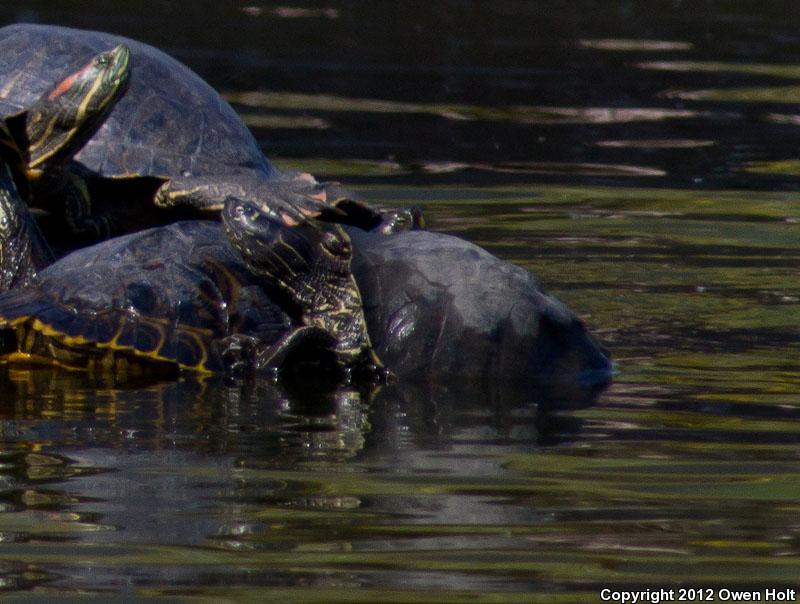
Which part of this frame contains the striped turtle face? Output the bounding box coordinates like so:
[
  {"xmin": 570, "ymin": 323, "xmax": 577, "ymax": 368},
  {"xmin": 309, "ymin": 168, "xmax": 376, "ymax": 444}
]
[
  {"xmin": 26, "ymin": 44, "xmax": 131, "ymax": 170},
  {"xmin": 222, "ymin": 196, "xmax": 350, "ymax": 302}
]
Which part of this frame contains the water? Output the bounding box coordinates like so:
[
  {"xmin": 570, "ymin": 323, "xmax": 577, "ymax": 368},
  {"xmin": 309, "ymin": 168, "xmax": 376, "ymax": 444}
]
[{"xmin": 0, "ymin": 2, "xmax": 799, "ymax": 601}]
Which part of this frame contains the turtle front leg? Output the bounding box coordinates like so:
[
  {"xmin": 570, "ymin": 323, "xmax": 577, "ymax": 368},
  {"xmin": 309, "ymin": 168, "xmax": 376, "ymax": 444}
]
[
  {"xmin": 30, "ymin": 169, "xmax": 113, "ymax": 243},
  {"xmin": 156, "ymin": 175, "xmax": 420, "ymax": 234},
  {"xmin": 155, "ymin": 175, "xmax": 344, "ymax": 226},
  {"xmin": 220, "ymin": 327, "xmax": 348, "ymax": 383}
]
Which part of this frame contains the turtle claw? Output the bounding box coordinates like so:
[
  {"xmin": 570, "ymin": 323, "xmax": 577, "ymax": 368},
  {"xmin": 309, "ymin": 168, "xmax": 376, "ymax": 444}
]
[
  {"xmin": 219, "ymin": 333, "xmax": 259, "ymax": 376},
  {"xmin": 372, "ymin": 205, "xmax": 426, "ymax": 234},
  {"xmin": 343, "ymin": 353, "xmax": 393, "ymax": 386}
]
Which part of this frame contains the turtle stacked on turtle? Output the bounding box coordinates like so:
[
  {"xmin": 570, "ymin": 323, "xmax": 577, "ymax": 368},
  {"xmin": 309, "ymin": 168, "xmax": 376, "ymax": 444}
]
[{"xmin": 0, "ymin": 23, "xmax": 611, "ymax": 396}]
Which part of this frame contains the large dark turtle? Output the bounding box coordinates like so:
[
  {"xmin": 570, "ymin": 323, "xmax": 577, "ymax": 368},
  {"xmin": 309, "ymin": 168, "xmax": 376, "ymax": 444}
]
[{"xmin": 347, "ymin": 227, "xmax": 612, "ymax": 395}]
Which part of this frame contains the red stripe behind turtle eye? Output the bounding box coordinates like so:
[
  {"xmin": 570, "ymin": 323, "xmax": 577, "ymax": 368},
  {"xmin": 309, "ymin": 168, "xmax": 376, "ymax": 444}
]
[{"xmin": 48, "ymin": 72, "xmax": 79, "ymax": 100}]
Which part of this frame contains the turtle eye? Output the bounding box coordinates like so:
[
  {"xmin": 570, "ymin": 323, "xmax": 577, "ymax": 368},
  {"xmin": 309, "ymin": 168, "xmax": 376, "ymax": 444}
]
[{"xmin": 96, "ymin": 56, "xmax": 111, "ymax": 67}]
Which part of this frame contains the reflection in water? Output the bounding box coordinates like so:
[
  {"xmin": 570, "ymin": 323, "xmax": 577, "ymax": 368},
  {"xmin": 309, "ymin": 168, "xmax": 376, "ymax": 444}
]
[
  {"xmin": 639, "ymin": 60, "xmax": 800, "ymax": 79},
  {"xmin": 595, "ymin": 139, "xmax": 715, "ymax": 149},
  {"xmin": 239, "ymin": 6, "xmax": 340, "ymax": 20},
  {"xmin": 0, "ymin": 368, "xmax": 595, "ymax": 593},
  {"xmin": 578, "ymin": 38, "xmax": 694, "ymax": 51},
  {"xmin": 412, "ymin": 160, "xmax": 666, "ymax": 176},
  {"xmin": 663, "ymin": 85, "xmax": 800, "ymax": 103},
  {"xmin": 226, "ymin": 90, "xmax": 711, "ymax": 125}
]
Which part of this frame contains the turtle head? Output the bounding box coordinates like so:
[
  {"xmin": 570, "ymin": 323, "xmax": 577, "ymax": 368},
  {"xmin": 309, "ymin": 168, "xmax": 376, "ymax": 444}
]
[
  {"xmin": 223, "ymin": 196, "xmax": 337, "ymax": 300},
  {"xmin": 223, "ymin": 196, "xmax": 352, "ymax": 290},
  {"xmin": 22, "ymin": 44, "xmax": 131, "ymax": 171}
]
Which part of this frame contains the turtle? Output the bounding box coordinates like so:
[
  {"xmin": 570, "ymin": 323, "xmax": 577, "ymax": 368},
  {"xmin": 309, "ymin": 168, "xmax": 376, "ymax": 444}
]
[
  {"xmin": 0, "ymin": 187, "xmax": 386, "ymax": 380},
  {"xmin": 0, "ymin": 37, "xmax": 130, "ymax": 239},
  {"xmin": 0, "ymin": 23, "xmax": 412, "ymax": 243},
  {"xmin": 0, "ymin": 219, "xmax": 348, "ymax": 378},
  {"xmin": 345, "ymin": 226, "xmax": 612, "ymax": 397},
  {"xmin": 0, "ymin": 40, "xmax": 138, "ymax": 290},
  {"xmin": 0, "ymin": 41, "xmax": 132, "ymax": 291}
]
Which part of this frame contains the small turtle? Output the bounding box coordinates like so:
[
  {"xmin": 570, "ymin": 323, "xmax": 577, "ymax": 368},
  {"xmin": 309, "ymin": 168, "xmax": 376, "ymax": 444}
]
[{"xmin": 223, "ymin": 197, "xmax": 381, "ymax": 374}]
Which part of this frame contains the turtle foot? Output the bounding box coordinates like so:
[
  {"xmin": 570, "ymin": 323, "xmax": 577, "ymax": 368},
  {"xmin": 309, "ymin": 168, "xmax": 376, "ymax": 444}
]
[
  {"xmin": 219, "ymin": 333, "xmax": 260, "ymax": 376},
  {"xmin": 372, "ymin": 205, "xmax": 426, "ymax": 234},
  {"xmin": 342, "ymin": 353, "xmax": 393, "ymax": 386}
]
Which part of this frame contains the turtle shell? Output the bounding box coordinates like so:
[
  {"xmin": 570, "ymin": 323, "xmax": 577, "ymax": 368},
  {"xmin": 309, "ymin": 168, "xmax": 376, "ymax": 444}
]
[
  {"xmin": 347, "ymin": 227, "xmax": 612, "ymax": 392},
  {"xmin": 0, "ymin": 221, "xmax": 292, "ymax": 372},
  {"xmin": 0, "ymin": 23, "xmax": 278, "ymax": 181}
]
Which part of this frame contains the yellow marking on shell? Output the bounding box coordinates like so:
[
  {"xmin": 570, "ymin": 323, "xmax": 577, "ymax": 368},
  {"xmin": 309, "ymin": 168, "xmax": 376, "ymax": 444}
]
[
  {"xmin": 20, "ymin": 316, "xmax": 214, "ymax": 374},
  {"xmin": 1, "ymin": 351, "xmax": 61, "ymax": 365}
]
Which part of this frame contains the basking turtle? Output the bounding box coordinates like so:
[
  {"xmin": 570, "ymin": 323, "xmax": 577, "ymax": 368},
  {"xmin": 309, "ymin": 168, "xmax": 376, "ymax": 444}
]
[
  {"xmin": 0, "ymin": 189, "xmax": 383, "ymax": 379},
  {"xmin": 0, "ymin": 40, "xmax": 136, "ymax": 289},
  {"xmin": 0, "ymin": 219, "xmax": 344, "ymax": 377},
  {"xmin": 0, "ymin": 23, "xmax": 403, "ymax": 242},
  {"xmin": 0, "ymin": 38, "xmax": 130, "ymax": 237},
  {"xmin": 347, "ymin": 226, "xmax": 612, "ymax": 395}
]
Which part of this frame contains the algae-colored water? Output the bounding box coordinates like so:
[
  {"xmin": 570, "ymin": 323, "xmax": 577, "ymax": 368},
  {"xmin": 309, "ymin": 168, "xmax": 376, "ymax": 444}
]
[{"xmin": 0, "ymin": 2, "xmax": 799, "ymax": 601}]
